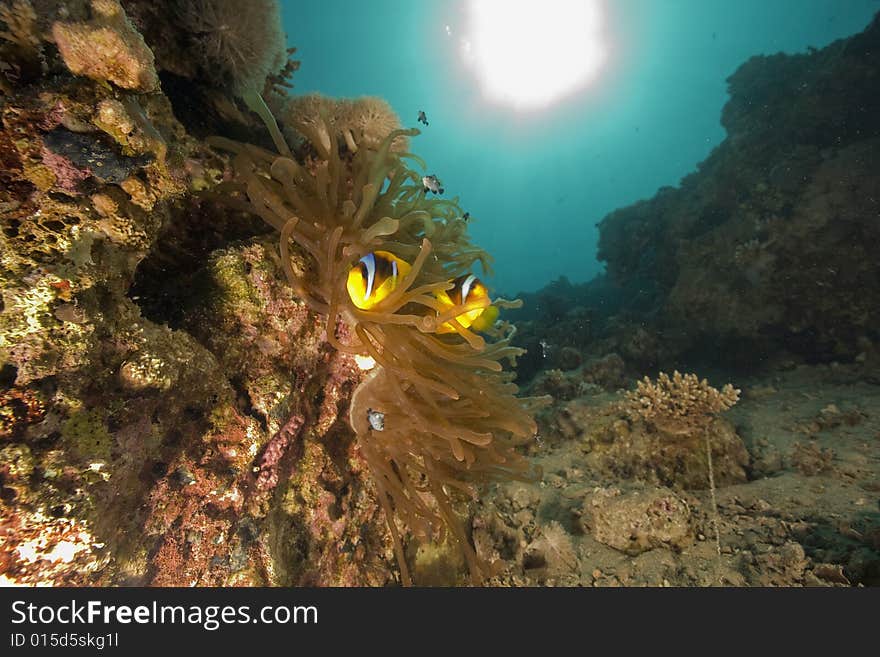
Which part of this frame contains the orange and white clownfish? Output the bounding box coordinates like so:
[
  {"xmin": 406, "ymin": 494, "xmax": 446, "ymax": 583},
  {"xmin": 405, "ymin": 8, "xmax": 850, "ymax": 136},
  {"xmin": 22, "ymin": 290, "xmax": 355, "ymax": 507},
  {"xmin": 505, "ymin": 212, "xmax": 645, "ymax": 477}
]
[
  {"xmin": 346, "ymin": 251, "xmax": 412, "ymax": 310},
  {"xmin": 435, "ymin": 274, "xmax": 499, "ymax": 333}
]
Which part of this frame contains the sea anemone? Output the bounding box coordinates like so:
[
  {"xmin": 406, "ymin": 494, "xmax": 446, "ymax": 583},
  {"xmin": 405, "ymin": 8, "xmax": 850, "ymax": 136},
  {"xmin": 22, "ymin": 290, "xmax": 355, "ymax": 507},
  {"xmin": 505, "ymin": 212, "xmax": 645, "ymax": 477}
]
[
  {"xmin": 177, "ymin": 0, "xmax": 287, "ymax": 96},
  {"xmin": 280, "ymin": 93, "xmax": 409, "ymax": 155},
  {"xmin": 210, "ymin": 95, "xmax": 545, "ymax": 584},
  {"xmin": 337, "ymin": 96, "xmax": 409, "ymax": 152}
]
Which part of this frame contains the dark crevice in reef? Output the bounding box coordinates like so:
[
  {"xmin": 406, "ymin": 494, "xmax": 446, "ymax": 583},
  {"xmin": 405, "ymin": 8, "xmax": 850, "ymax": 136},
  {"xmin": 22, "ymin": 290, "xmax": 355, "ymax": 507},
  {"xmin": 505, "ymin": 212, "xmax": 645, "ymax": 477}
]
[
  {"xmin": 230, "ymin": 375, "xmax": 268, "ymax": 433},
  {"xmin": 159, "ymin": 71, "xmax": 277, "ymax": 150},
  {"xmin": 0, "ymin": 363, "xmax": 18, "ymax": 390},
  {"xmin": 128, "ymin": 198, "xmax": 269, "ymax": 328}
]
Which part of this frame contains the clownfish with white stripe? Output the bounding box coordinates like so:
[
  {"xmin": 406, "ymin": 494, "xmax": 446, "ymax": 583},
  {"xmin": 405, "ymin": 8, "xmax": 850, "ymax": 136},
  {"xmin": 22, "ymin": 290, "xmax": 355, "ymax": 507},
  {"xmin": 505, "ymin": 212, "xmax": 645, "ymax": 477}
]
[
  {"xmin": 346, "ymin": 251, "xmax": 412, "ymax": 310},
  {"xmin": 435, "ymin": 274, "xmax": 499, "ymax": 333}
]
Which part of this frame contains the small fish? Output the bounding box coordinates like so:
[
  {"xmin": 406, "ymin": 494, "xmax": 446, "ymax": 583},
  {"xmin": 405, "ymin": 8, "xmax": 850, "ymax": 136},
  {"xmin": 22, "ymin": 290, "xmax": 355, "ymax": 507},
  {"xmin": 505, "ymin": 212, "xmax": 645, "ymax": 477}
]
[
  {"xmin": 417, "ymin": 110, "xmax": 429, "ymax": 126},
  {"xmin": 367, "ymin": 408, "xmax": 385, "ymax": 431},
  {"xmin": 346, "ymin": 251, "xmax": 412, "ymax": 310},
  {"xmin": 422, "ymin": 174, "xmax": 444, "ymax": 195},
  {"xmin": 462, "ymin": 212, "xmax": 470, "ymax": 222},
  {"xmin": 539, "ymin": 339, "xmax": 549, "ymax": 358},
  {"xmin": 435, "ymin": 274, "xmax": 499, "ymax": 333}
]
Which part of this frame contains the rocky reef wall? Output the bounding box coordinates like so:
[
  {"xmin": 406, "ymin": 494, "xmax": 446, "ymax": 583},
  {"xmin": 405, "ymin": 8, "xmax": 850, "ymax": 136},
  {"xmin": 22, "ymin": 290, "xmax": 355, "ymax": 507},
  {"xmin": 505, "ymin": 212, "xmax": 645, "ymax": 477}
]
[
  {"xmin": 0, "ymin": 0, "xmax": 392, "ymax": 586},
  {"xmin": 594, "ymin": 13, "xmax": 880, "ymax": 369}
]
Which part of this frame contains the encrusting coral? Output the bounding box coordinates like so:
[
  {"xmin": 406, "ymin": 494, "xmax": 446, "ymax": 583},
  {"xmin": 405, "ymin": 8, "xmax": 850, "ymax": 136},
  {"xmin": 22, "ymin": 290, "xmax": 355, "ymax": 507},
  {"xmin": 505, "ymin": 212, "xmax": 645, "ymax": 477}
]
[
  {"xmin": 51, "ymin": 0, "xmax": 159, "ymax": 92},
  {"xmin": 210, "ymin": 93, "xmax": 546, "ymax": 584}
]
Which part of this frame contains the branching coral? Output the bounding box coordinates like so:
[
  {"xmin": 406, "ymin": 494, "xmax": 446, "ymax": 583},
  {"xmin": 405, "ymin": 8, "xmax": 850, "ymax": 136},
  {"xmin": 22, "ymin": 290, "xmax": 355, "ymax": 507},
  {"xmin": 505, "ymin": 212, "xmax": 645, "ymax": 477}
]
[
  {"xmin": 210, "ymin": 94, "xmax": 545, "ymax": 584},
  {"xmin": 624, "ymin": 370, "xmax": 740, "ymax": 436}
]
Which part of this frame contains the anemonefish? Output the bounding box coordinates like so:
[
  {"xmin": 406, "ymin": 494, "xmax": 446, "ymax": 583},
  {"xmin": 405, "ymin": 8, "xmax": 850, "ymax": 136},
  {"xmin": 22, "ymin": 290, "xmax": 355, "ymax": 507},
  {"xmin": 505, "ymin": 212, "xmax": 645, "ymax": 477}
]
[
  {"xmin": 346, "ymin": 251, "xmax": 411, "ymax": 310},
  {"xmin": 435, "ymin": 274, "xmax": 499, "ymax": 333}
]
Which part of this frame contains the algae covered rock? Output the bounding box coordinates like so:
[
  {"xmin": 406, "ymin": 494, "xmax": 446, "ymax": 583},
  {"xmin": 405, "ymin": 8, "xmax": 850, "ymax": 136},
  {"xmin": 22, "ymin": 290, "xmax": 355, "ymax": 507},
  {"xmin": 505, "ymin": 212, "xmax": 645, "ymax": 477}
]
[
  {"xmin": 0, "ymin": 0, "xmax": 394, "ymax": 586},
  {"xmin": 582, "ymin": 486, "xmax": 695, "ymax": 555},
  {"xmin": 52, "ymin": 0, "xmax": 159, "ymax": 92},
  {"xmin": 599, "ymin": 415, "xmax": 750, "ymax": 490},
  {"xmin": 547, "ymin": 395, "xmax": 750, "ymax": 490}
]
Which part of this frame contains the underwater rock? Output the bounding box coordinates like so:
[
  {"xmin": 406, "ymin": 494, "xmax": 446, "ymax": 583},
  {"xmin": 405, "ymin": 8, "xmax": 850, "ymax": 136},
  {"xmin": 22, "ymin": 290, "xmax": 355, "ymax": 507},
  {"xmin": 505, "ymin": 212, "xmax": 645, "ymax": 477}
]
[
  {"xmin": 556, "ymin": 346, "xmax": 582, "ymax": 371},
  {"xmin": 581, "ymin": 352, "xmax": 627, "ymax": 391},
  {"xmin": 581, "ymin": 486, "xmax": 694, "ymax": 555},
  {"xmin": 530, "ymin": 368, "xmax": 584, "ymax": 402},
  {"xmin": 746, "ymin": 541, "xmax": 810, "ymax": 586},
  {"xmin": 547, "ymin": 395, "xmax": 749, "ymax": 490},
  {"xmin": 789, "ymin": 441, "xmax": 835, "ymax": 476},
  {"xmin": 603, "ymin": 414, "xmax": 750, "ymax": 490},
  {"xmin": 52, "ymin": 0, "xmax": 159, "ymax": 92},
  {"xmin": 594, "ymin": 14, "xmax": 880, "ymax": 366},
  {"xmin": 43, "ymin": 126, "xmax": 151, "ymax": 185}
]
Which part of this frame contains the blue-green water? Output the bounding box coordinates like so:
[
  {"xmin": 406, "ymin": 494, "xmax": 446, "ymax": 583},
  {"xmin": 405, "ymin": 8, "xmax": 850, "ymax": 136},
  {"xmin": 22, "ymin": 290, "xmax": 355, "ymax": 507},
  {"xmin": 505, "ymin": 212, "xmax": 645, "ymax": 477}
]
[{"xmin": 283, "ymin": 0, "xmax": 879, "ymax": 295}]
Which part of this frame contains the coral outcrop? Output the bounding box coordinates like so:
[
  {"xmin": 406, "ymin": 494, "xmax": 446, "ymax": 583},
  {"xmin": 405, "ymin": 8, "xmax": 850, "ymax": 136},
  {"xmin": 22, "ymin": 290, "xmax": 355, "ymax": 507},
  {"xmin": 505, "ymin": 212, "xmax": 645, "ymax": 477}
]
[
  {"xmin": 595, "ymin": 13, "xmax": 880, "ymax": 366},
  {"xmin": 581, "ymin": 486, "xmax": 694, "ymax": 555},
  {"xmin": 507, "ymin": 14, "xmax": 880, "ymax": 387},
  {"xmin": 52, "ymin": 0, "xmax": 158, "ymax": 92}
]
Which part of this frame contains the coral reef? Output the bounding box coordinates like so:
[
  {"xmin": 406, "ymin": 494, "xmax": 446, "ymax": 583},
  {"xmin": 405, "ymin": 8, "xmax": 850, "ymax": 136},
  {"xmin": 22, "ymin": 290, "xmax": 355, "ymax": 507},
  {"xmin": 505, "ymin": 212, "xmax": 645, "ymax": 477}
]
[
  {"xmin": 508, "ymin": 15, "xmax": 880, "ymax": 391},
  {"xmin": 593, "ymin": 14, "xmax": 880, "ymax": 366},
  {"xmin": 3, "ymin": 0, "xmax": 877, "ymax": 590},
  {"xmin": 0, "ymin": 0, "xmax": 394, "ymax": 586}
]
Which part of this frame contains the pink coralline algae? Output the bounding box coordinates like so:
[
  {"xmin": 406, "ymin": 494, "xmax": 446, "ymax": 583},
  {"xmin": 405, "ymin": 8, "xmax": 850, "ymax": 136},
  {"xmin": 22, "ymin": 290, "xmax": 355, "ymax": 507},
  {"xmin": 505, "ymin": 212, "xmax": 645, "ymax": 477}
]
[
  {"xmin": 254, "ymin": 414, "xmax": 304, "ymax": 493},
  {"xmin": 39, "ymin": 144, "xmax": 90, "ymax": 192}
]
